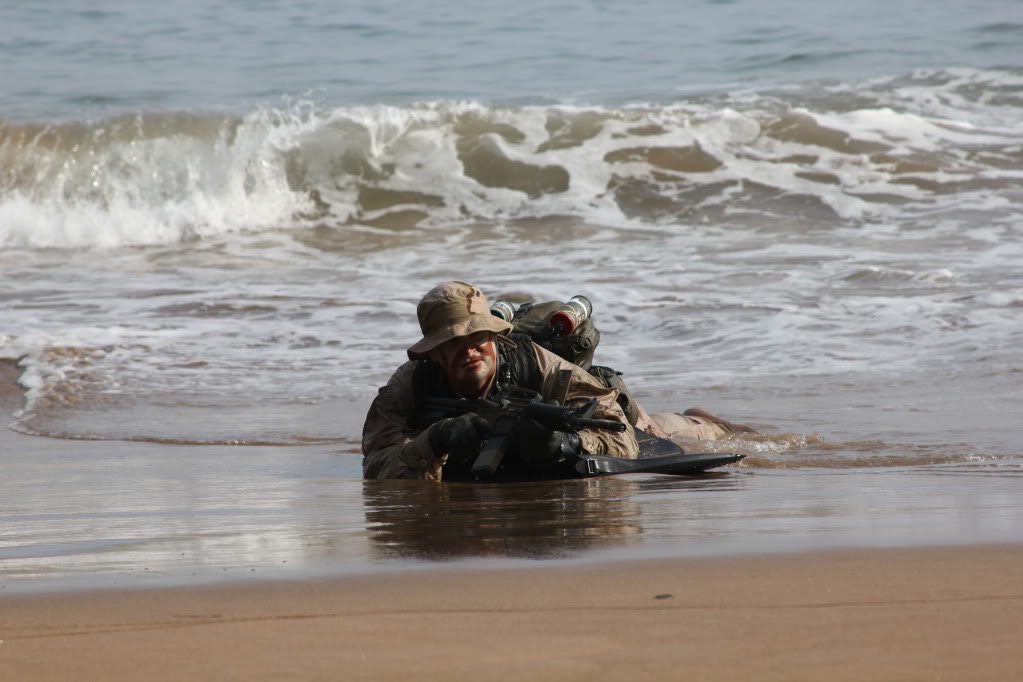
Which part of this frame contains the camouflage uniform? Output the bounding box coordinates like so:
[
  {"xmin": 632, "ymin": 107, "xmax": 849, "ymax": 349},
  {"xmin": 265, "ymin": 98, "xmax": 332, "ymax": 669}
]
[{"xmin": 362, "ymin": 281, "xmax": 638, "ymax": 481}]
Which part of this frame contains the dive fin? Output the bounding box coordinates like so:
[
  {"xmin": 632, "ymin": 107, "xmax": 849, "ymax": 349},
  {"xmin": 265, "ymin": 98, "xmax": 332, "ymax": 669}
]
[{"xmin": 574, "ymin": 452, "xmax": 745, "ymax": 477}]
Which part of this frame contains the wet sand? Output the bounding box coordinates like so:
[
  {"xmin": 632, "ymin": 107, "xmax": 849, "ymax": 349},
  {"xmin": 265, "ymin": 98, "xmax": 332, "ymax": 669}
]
[
  {"xmin": 4, "ymin": 357, "xmax": 1023, "ymax": 679},
  {"xmin": 3, "ymin": 545, "xmax": 1022, "ymax": 682}
]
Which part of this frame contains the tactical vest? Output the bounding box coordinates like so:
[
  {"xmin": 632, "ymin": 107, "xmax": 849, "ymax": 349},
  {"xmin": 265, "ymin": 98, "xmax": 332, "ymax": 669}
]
[
  {"xmin": 411, "ymin": 332, "xmax": 541, "ymax": 422},
  {"xmin": 410, "ymin": 333, "xmax": 541, "ymax": 480},
  {"xmin": 411, "ymin": 327, "xmax": 640, "ymax": 429}
]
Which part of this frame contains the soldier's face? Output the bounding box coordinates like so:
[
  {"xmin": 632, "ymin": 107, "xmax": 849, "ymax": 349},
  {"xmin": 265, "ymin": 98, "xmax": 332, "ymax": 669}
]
[{"xmin": 431, "ymin": 331, "xmax": 497, "ymax": 397}]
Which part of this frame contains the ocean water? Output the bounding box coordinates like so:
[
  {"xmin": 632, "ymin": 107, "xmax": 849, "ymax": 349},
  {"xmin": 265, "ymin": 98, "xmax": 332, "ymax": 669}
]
[{"xmin": 2, "ymin": 0, "xmax": 1022, "ymax": 587}]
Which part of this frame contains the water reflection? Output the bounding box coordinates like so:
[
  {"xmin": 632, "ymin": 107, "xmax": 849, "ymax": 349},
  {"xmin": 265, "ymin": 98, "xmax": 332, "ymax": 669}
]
[{"xmin": 362, "ymin": 477, "xmax": 645, "ymax": 560}]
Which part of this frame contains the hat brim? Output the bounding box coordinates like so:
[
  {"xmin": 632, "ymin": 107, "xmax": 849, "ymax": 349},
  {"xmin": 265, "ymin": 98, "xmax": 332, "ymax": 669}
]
[{"xmin": 407, "ymin": 314, "xmax": 513, "ymax": 359}]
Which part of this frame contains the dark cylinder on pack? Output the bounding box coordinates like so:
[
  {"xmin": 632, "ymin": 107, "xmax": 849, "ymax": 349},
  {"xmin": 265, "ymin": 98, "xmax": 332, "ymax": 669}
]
[
  {"xmin": 489, "ymin": 300, "xmax": 516, "ymax": 321},
  {"xmin": 549, "ymin": 295, "xmax": 592, "ymax": 336}
]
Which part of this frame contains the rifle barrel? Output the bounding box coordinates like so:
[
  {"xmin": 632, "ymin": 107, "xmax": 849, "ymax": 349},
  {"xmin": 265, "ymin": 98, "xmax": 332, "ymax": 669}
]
[{"xmin": 424, "ymin": 397, "xmax": 627, "ymax": 432}]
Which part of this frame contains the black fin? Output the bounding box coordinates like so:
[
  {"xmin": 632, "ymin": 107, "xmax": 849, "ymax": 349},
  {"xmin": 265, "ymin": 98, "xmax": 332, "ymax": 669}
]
[{"xmin": 574, "ymin": 452, "xmax": 745, "ymax": 477}]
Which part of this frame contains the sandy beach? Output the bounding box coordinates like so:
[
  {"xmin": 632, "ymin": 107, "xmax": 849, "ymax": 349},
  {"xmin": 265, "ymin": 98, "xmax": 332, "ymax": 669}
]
[
  {"xmin": 4, "ymin": 356, "xmax": 1023, "ymax": 680},
  {"xmin": 3, "ymin": 545, "xmax": 1021, "ymax": 681}
]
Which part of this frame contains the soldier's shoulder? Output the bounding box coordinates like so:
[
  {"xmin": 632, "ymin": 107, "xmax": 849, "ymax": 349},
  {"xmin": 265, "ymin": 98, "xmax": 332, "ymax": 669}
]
[
  {"xmin": 530, "ymin": 341, "xmax": 582, "ymax": 370},
  {"xmin": 377, "ymin": 359, "xmax": 419, "ymax": 393}
]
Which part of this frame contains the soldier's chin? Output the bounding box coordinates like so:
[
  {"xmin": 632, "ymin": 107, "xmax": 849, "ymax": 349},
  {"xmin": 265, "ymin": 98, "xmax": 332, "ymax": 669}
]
[{"xmin": 453, "ymin": 361, "xmax": 488, "ymax": 383}]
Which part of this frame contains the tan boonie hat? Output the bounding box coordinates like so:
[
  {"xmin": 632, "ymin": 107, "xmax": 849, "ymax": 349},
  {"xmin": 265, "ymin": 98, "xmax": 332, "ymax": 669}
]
[{"xmin": 406, "ymin": 281, "xmax": 514, "ymax": 359}]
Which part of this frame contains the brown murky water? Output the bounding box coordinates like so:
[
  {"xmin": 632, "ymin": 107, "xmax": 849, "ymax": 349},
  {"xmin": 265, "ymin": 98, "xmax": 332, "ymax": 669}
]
[
  {"xmin": 4, "ymin": 355, "xmax": 1022, "ymax": 593},
  {"xmin": 3, "ymin": 422, "xmax": 1020, "ymax": 594}
]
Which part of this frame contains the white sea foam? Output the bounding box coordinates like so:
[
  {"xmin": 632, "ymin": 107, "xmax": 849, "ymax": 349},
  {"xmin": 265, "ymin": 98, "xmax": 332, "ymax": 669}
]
[
  {"xmin": 0, "ymin": 110, "xmax": 314, "ymax": 248},
  {"xmin": 4, "ymin": 75, "xmax": 1021, "ymax": 250},
  {"xmin": 2, "ymin": 74, "xmax": 1021, "ymax": 442}
]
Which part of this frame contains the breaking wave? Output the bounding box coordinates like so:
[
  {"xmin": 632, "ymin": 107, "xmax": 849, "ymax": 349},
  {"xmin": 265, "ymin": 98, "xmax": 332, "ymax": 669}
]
[{"xmin": 3, "ymin": 68, "xmax": 1021, "ymax": 249}]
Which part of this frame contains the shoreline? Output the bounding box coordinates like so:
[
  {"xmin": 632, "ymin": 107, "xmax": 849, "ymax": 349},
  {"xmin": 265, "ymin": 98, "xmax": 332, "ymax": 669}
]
[
  {"xmin": 4, "ymin": 544, "xmax": 1022, "ymax": 681},
  {"xmin": 6, "ymin": 356, "xmax": 1023, "ymax": 680},
  {"xmin": 5, "ymin": 355, "xmax": 1023, "ymax": 597}
]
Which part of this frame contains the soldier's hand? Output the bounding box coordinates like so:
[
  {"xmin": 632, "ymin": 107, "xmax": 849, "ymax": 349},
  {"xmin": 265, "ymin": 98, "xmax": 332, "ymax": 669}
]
[
  {"xmin": 429, "ymin": 413, "xmax": 490, "ymax": 461},
  {"xmin": 513, "ymin": 418, "xmax": 581, "ymax": 468}
]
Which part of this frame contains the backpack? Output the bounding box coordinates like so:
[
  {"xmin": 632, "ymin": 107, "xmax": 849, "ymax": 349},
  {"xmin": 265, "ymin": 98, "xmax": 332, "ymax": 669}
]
[{"xmin": 509, "ymin": 300, "xmax": 640, "ymax": 425}]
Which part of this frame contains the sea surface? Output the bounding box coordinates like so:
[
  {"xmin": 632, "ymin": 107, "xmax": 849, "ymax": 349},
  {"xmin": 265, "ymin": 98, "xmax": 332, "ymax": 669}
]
[{"xmin": 2, "ymin": 0, "xmax": 1022, "ymax": 590}]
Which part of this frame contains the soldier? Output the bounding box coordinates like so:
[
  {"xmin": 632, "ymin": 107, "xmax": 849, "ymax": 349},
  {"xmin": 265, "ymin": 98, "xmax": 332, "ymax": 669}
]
[
  {"xmin": 362, "ymin": 281, "xmax": 638, "ymax": 480},
  {"xmin": 362, "ymin": 281, "xmax": 754, "ymax": 481}
]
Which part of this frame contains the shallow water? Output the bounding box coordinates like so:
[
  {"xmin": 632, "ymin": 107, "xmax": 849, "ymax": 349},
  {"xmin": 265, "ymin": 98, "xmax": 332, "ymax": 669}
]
[
  {"xmin": 2, "ymin": 430, "xmax": 1020, "ymax": 594},
  {"xmin": 2, "ymin": 0, "xmax": 1023, "ymax": 591}
]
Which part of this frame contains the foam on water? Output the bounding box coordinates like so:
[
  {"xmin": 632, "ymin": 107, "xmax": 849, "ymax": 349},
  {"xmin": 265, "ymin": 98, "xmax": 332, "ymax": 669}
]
[
  {"xmin": 1, "ymin": 70, "xmax": 1021, "ymax": 463},
  {"xmin": 5, "ymin": 5, "xmax": 1023, "ymax": 588},
  {"xmin": 0, "ymin": 110, "xmax": 315, "ymax": 248},
  {"xmin": 3, "ymin": 69, "xmax": 1021, "ymax": 249}
]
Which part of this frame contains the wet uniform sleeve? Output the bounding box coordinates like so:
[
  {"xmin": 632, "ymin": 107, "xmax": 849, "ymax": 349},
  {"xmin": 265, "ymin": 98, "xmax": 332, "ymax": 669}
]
[
  {"xmin": 532, "ymin": 345, "xmax": 640, "ymax": 460},
  {"xmin": 362, "ymin": 361, "xmax": 446, "ymax": 480}
]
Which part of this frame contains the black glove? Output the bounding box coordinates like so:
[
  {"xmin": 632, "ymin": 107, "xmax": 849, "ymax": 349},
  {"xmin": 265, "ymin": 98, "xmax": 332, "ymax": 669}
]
[
  {"xmin": 513, "ymin": 418, "xmax": 581, "ymax": 468},
  {"xmin": 429, "ymin": 413, "xmax": 490, "ymax": 462}
]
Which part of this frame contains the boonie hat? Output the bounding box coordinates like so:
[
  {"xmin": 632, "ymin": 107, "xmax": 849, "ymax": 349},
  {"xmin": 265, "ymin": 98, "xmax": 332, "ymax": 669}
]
[{"xmin": 407, "ymin": 281, "xmax": 514, "ymax": 359}]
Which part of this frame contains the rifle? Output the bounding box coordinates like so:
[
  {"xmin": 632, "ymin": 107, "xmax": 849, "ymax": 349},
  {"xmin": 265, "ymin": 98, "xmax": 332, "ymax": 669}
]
[{"xmin": 424, "ymin": 386, "xmax": 626, "ymax": 480}]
